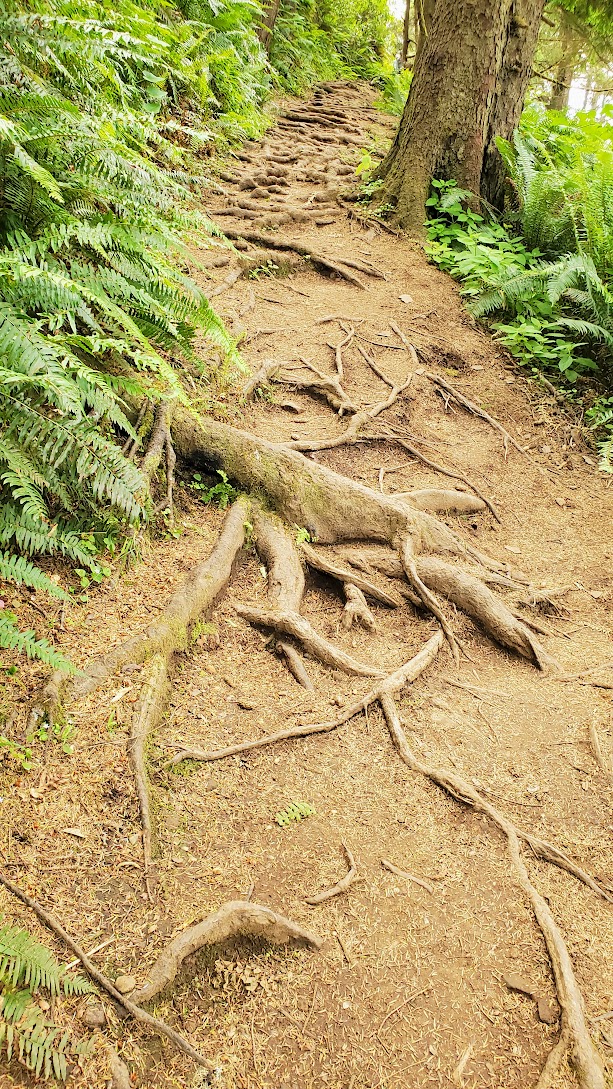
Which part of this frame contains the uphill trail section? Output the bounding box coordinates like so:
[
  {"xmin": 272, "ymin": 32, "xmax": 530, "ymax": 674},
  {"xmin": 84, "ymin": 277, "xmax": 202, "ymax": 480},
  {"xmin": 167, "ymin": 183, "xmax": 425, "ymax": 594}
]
[{"xmin": 2, "ymin": 82, "xmax": 613, "ymax": 1089}]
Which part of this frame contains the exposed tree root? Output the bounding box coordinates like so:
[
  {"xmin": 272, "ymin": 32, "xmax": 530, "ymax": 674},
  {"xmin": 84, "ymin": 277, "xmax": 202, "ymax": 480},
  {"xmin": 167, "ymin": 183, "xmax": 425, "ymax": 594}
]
[
  {"xmin": 235, "ymin": 602, "xmax": 384, "ymax": 676},
  {"xmin": 218, "ymin": 227, "xmax": 371, "ymax": 288},
  {"xmin": 0, "ymin": 871, "xmax": 214, "ymax": 1074},
  {"xmin": 376, "ymin": 426, "xmax": 501, "ymax": 522},
  {"xmin": 281, "ymin": 359, "xmax": 357, "ymax": 414},
  {"xmin": 251, "ymin": 509, "xmax": 313, "ymax": 689},
  {"xmin": 240, "ymin": 358, "xmax": 279, "ymax": 402},
  {"xmin": 279, "ymin": 369, "xmax": 414, "ymax": 452},
  {"xmin": 425, "ymin": 372, "xmax": 530, "ymax": 461},
  {"xmin": 305, "ymin": 843, "xmax": 358, "ymax": 904},
  {"xmin": 341, "ymin": 583, "xmax": 376, "ymax": 631},
  {"xmin": 168, "ymin": 631, "xmax": 444, "ymax": 766},
  {"xmin": 36, "ymin": 498, "xmax": 249, "ymax": 718},
  {"xmin": 402, "ymin": 488, "xmax": 487, "ymax": 514},
  {"xmin": 131, "ymin": 901, "xmax": 321, "ymax": 1005},
  {"xmin": 166, "ymin": 411, "xmax": 553, "ymax": 667},
  {"xmin": 104, "ymin": 1041, "xmax": 131, "ymax": 1089},
  {"xmin": 382, "ymin": 703, "xmax": 606, "ymax": 1088},
  {"xmin": 130, "ymin": 652, "xmax": 169, "ymax": 898},
  {"xmin": 301, "ymin": 542, "xmax": 403, "ymax": 608}
]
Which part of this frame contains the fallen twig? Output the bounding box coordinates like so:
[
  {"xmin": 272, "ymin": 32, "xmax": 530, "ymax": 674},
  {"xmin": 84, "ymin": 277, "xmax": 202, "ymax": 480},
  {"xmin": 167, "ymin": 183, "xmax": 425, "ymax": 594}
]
[
  {"xmin": 380, "ymin": 858, "xmax": 434, "ymax": 895},
  {"xmin": 306, "ymin": 843, "xmax": 358, "ymax": 904},
  {"xmin": 588, "ymin": 717, "xmax": 613, "ymax": 784}
]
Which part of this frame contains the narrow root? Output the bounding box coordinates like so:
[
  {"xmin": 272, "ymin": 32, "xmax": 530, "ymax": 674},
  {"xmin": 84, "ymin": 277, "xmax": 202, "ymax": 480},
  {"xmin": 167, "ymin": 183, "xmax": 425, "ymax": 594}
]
[
  {"xmin": 305, "ymin": 843, "xmax": 358, "ymax": 904},
  {"xmin": 130, "ymin": 653, "xmax": 169, "ymax": 898},
  {"xmin": 168, "ymin": 632, "xmax": 443, "ymax": 766},
  {"xmin": 382, "ymin": 701, "xmax": 606, "ymax": 1088}
]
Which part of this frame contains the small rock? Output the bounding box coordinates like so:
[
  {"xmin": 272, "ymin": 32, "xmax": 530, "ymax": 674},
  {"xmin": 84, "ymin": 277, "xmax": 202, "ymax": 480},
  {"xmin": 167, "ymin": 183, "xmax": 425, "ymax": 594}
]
[
  {"xmin": 555, "ymin": 497, "xmax": 566, "ymax": 507},
  {"xmin": 503, "ymin": 972, "xmax": 535, "ymax": 997},
  {"xmin": 114, "ymin": 974, "xmax": 136, "ymax": 995},
  {"xmin": 538, "ymin": 997, "xmax": 560, "ymax": 1024},
  {"xmin": 236, "ymin": 696, "xmax": 257, "ymax": 710},
  {"xmin": 398, "ymin": 293, "xmax": 413, "ymax": 304},
  {"xmin": 82, "ymin": 1004, "xmax": 106, "ymax": 1029},
  {"xmin": 504, "ymin": 546, "xmax": 522, "ymax": 555}
]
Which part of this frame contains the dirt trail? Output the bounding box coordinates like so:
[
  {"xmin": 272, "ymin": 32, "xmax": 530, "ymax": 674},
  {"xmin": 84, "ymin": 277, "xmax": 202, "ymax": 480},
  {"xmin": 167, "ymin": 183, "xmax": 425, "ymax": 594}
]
[{"xmin": 2, "ymin": 82, "xmax": 613, "ymax": 1089}]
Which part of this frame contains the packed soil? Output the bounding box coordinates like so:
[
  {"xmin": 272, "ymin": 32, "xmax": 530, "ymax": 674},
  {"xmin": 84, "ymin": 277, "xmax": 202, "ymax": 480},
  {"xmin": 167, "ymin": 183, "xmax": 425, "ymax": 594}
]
[{"xmin": 1, "ymin": 82, "xmax": 612, "ymax": 1089}]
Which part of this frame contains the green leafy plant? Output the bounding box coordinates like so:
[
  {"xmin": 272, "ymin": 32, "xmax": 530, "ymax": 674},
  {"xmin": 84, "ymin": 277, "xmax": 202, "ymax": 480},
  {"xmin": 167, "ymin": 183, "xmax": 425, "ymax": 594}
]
[
  {"xmin": 0, "ymin": 919, "xmax": 93, "ymax": 1080},
  {"xmin": 0, "ymin": 553, "xmax": 73, "ymax": 672},
  {"xmin": 190, "ymin": 470, "xmax": 238, "ymax": 508},
  {"xmin": 275, "ymin": 801, "xmax": 315, "ymax": 827}
]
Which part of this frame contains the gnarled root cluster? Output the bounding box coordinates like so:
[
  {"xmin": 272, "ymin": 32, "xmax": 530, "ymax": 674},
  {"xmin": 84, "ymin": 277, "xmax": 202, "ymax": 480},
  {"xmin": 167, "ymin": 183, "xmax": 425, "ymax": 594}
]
[{"xmin": 26, "ymin": 398, "xmax": 608, "ymax": 1087}]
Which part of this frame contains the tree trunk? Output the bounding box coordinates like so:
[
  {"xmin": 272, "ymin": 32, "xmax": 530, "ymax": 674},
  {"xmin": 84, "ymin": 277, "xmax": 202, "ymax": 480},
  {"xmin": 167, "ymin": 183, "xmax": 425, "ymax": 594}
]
[
  {"xmin": 548, "ymin": 12, "xmax": 576, "ymax": 111},
  {"xmin": 414, "ymin": 0, "xmax": 435, "ymax": 64},
  {"xmin": 401, "ymin": 0, "xmax": 412, "ymax": 67},
  {"xmin": 378, "ymin": 0, "xmax": 546, "ymax": 231},
  {"xmin": 257, "ymin": 0, "xmax": 281, "ymax": 53}
]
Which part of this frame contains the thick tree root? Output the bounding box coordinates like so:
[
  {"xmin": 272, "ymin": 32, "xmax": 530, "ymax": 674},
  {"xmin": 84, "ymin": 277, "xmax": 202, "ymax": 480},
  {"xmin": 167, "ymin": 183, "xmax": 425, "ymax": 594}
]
[
  {"xmin": 305, "ymin": 843, "xmax": 358, "ymax": 904},
  {"xmin": 168, "ymin": 412, "xmax": 548, "ymax": 666},
  {"xmin": 403, "ymin": 488, "xmax": 487, "ymax": 514},
  {"xmin": 36, "ymin": 498, "xmax": 249, "ymax": 717},
  {"xmin": 0, "ymin": 872, "xmax": 215, "ymax": 1074},
  {"xmin": 131, "ymin": 901, "xmax": 321, "ymax": 1005},
  {"xmin": 251, "ymin": 509, "xmax": 313, "ymax": 688},
  {"xmin": 217, "ymin": 228, "xmax": 371, "ymax": 288}
]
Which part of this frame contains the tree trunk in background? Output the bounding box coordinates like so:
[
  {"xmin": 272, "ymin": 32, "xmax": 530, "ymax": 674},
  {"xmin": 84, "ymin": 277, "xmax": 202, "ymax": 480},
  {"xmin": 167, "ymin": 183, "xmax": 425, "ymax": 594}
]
[
  {"xmin": 379, "ymin": 0, "xmax": 546, "ymax": 231},
  {"xmin": 257, "ymin": 0, "xmax": 281, "ymax": 53},
  {"xmin": 401, "ymin": 0, "xmax": 412, "ymax": 67},
  {"xmin": 414, "ymin": 0, "xmax": 436, "ymax": 64},
  {"xmin": 548, "ymin": 11, "xmax": 577, "ymax": 111}
]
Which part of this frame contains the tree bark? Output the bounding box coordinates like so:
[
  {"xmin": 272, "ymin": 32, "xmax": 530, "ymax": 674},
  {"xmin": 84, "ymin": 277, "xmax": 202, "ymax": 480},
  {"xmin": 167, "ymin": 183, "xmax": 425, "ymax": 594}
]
[
  {"xmin": 379, "ymin": 0, "xmax": 546, "ymax": 230},
  {"xmin": 257, "ymin": 0, "xmax": 281, "ymax": 53},
  {"xmin": 414, "ymin": 0, "xmax": 435, "ymax": 65},
  {"xmin": 401, "ymin": 0, "xmax": 412, "ymax": 67}
]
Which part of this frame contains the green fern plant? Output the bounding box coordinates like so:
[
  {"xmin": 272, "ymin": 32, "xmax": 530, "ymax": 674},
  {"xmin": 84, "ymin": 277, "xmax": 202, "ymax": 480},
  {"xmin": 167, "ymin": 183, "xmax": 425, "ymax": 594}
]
[
  {"xmin": 0, "ymin": 552, "xmax": 73, "ymax": 671},
  {"xmin": 0, "ymin": 919, "xmax": 93, "ymax": 1080},
  {"xmin": 275, "ymin": 801, "xmax": 315, "ymax": 827}
]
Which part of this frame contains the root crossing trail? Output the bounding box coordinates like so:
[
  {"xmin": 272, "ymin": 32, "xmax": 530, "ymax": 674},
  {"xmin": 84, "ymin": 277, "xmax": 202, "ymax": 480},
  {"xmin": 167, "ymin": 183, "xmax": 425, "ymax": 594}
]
[{"xmin": 6, "ymin": 82, "xmax": 613, "ymax": 1089}]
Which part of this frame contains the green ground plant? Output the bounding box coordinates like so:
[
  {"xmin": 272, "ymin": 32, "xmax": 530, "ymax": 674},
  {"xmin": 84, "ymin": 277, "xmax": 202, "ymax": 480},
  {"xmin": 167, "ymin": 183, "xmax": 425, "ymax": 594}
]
[
  {"xmin": 0, "ymin": 919, "xmax": 93, "ymax": 1080},
  {"xmin": 424, "ymin": 103, "xmax": 613, "ymax": 471}
]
